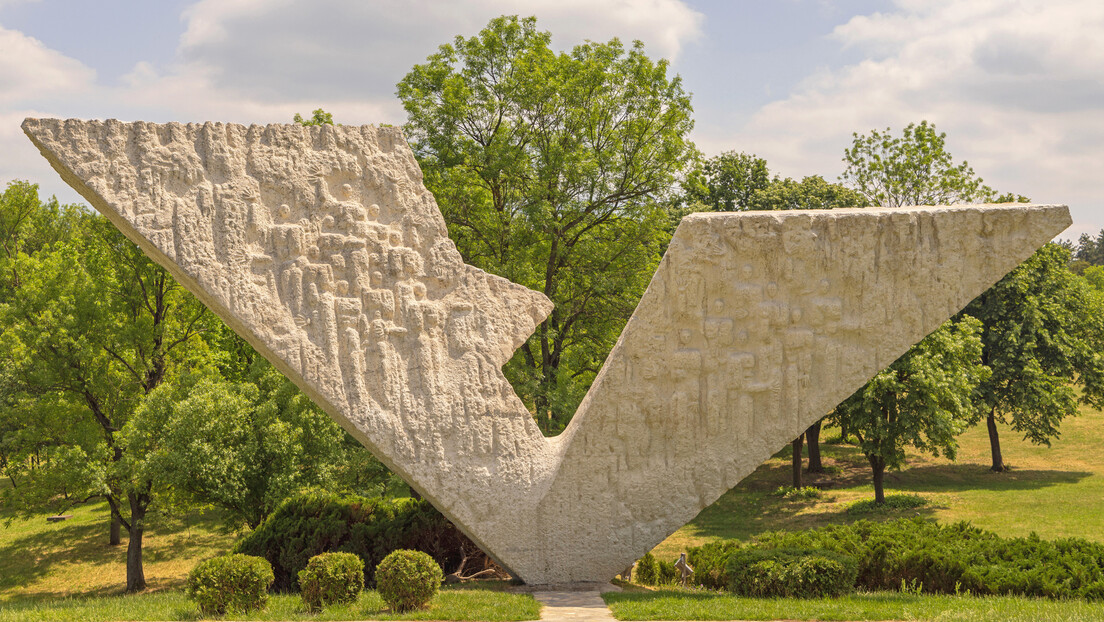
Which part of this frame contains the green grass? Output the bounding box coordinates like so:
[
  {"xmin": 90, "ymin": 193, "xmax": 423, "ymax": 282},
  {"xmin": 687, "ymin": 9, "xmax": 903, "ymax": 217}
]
[
  {"xmin": 0, "ymin": 588, "xmax": 541, "ymax": 621},
  {"xmin": 652, "ymin": 401, "xmax": 1104, "ymax": 560},
  {"xmin": 604, "ymin": 589, "xmax": 1104, "ymax": 621},
  {"xmin": 0, "ymin": 496, "xmax": 238, "ymax": 601}
]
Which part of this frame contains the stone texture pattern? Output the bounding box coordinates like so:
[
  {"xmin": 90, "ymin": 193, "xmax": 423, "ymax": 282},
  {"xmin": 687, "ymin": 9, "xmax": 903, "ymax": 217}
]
[{"xmin": 24, "ymin": 118, "xmax": 1071, "ymax": 585}]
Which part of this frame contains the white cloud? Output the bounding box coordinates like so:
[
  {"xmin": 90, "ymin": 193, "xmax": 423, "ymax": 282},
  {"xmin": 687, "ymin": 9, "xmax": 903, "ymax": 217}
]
[
  {"xmin": 172, "ymin": 0, "xmax": 703, "ymax": 118},
  {"xmin": 0, "ymin": 25, "xmax": 94, "ymax": 104},
  {"xmin": 1, "ymin": 1, "xmax": 703, "ymax": 203},
  {"xmin": 702, "ymin": 0, "xmax": 1104, "ymax": 237}
]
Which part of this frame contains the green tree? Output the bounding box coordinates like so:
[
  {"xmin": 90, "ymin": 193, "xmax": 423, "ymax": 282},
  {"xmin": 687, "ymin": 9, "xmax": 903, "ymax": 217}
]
[
  {"xmin": 0, "ymin": 198, "xmax": 213, "ymax": 591},
  {"xmin": 397, "ymin": 15, "xmax": 695, "ymax": 430},
  {"xmin": 831, "ymin": 317, "xmax": 990, "ymax": 503},
  {"xmin": 960, "ymin": 243, "xmax": 1104, "ymax": 471},
  {"xmin": 748, "ymin": 174, "xmax": 868, "ymax": 211},
  {"xmin": 293, "ymin": 109, "xmax": 334, "ymax": 126},
  {"xmin": 683, "ymin": 151, "xmax": 770, "ymax": 211},
  {"xmin": 1074, "ymin": 229, "xmax": 1104, "ymax": 267},
  {"xmin": 841, "ymin": 120, "xmax": 994, "ymax": 207}
]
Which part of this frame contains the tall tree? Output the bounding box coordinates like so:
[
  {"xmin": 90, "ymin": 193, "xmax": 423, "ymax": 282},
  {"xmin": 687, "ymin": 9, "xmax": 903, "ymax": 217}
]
[
  {"xmin": 397, "ymin": 15, "xmax": 695, "ymax": 431},
  {"xmin": 960, "ymin": 243, "xmax": 1104, "ymax": 471},
  {"xmin": 831, "ymin": 317, "xmax": 989, "ymax": 503},
  {"xmin": 839, "ymin": 122, "xmax": 1103, "ymax": 472},
  {"xmin": 841, "ymin": 120, "xmax": 994, "ymax": 207},
  {"xmin": 0, "ymin": 197, "xmax": 212, "ymax": 592}
]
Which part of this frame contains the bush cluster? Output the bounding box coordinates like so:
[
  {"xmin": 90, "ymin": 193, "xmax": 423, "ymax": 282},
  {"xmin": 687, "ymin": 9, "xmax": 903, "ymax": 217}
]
[
  {"xmin": 686, "ymin": 540, "xmax": 743, "ymax": 590},
  {"xmin": 690, "ymin": 518, "xmax": 1104, "ymax": 600},
  {"xmin": 375, "ymin": 549, "xmax": 443, "ymax": 612},
  {"xmin": 186, "ymin": 553, "xmax": 274, "ymax": 616},
  {"xmin": 633, "ymin": 552, "xmax": 686, "ymax": 587},
  {"xmin": 725, "ymin": 548, "xmax": 858, "ymax": 598},
  {"xmin": 298, "ymin": 552, "xmax": 364, "ymax": 611},
  {"xmin": 235, "ymin": 492, "xmax": 476, "ymax": 591}
]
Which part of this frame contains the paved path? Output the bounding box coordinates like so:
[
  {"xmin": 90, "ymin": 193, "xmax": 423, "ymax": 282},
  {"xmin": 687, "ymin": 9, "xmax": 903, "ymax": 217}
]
[{"xmin": 534, "ymin": 590, "xmax": 618, "ymax": 621}]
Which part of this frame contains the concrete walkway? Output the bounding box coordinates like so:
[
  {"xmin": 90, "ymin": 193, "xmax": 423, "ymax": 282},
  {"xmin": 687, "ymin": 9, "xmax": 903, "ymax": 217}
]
[{"xmin": 534, "ymin": 590, "xmax": 617, "ymax": 621}]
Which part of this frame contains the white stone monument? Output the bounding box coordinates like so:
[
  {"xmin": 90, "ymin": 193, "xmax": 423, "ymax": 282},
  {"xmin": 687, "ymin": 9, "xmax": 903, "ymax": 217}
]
[{"xmin": 24, "ymin": 118, "xmax": 1071, "ymax": 585}]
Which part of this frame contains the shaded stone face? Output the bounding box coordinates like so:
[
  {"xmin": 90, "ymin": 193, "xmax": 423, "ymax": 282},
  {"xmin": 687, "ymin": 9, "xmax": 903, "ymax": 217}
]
[{"xmin": 24, "ymin": 118, "xmax": 1071, "ymax": 585}]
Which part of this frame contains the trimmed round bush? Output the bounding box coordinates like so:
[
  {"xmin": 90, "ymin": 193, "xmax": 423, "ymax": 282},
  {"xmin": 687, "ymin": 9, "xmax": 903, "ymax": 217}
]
[
  {"xmin": 234, "ymin": 492, "xmax": 477, "ymax": 591},
  {"xmin": 375, "ymin": 549, "xmax": 443, "ymax": 612},
  {"xmin": 186, "ymin": 553, "xmax": 274, "ymax": 616},
  {"xmin": 298, "ymin": 552, "xmax": 364, "ymax": 612},
  {"xmin": 726, "ymin": 548, "xmax": 858, "ymax": 598}
]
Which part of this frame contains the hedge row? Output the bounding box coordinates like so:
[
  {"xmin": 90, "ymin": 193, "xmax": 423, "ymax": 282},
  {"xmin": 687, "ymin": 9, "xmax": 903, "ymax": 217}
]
[
  {"xmin": 235, "ymin": 492, "xmax": 476, "ymax": 591},
  {"xmin": 684, "ymin": 518, "xmax": 1104, "ymax": 600}
]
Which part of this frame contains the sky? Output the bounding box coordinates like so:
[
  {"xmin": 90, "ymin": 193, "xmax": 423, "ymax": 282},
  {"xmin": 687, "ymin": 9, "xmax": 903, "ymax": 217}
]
[{"xmin": 0, "ymin": 0, "xmax": 1100, "ymax": 240}]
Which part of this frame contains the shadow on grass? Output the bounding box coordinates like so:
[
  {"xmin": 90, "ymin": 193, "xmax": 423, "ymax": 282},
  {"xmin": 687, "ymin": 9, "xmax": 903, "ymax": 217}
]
[
  {"xmin": 681, "ymin": 441, "xmax": 1092, "ymax": 543},
  {"xmin": 887, "ymin": 463, "xmax": 1092, "ymax": 492},
  {"xmin": 0, "ymin": 515, "xmax": 120, "ymax": 593},
  {"xmin": 0, "ymin": 505, "xmax": 230, "ymax": 601}
]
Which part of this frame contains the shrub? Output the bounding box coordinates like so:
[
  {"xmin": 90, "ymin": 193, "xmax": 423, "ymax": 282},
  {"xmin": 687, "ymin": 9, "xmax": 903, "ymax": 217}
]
[
  {"xmin": 375, "ymin": 549, "xmax": 443, "ymax": 612},
  {"xmin": 298, "ymin": 552, "xmax": 364, "ymax": 611},
  {"xmin": 687, "ymin": 540, "xmax": 743, "ymax": 590},
  {"xmin": 773, "ymin": 485, "xmax": 822, "ymax": 500},
  {"xmin": 725, "ymin": 548, "xmax": 858, "ymax": 598},
  {"xmin": 741, "ymin": 518, "xmax": 1104, "ymax": 600},
  {"xmin": 186, "ymin": 554, "xmax": 274, "ymax": 616},
  {"xmin": 635, "ymin": 552, "xmax": 658, "ymax": 586},
  {"xmin": 657, "ymin": 560, "xmax": 680, "ymax": 585},
  {"xmin": 846, "ymin": 493, "xmax": 928, "ymax": 515},
  {"xmin": 235, "ymin": 492, "xmax": 478, "ymax": 590}
]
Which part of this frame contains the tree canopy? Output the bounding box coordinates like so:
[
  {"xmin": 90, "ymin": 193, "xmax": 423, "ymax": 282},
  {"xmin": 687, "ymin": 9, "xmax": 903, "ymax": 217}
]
[
  {"xmin": 831, "ymin": 317, "xmax": 990, "ymax": 503},
  {"xmin": 961, "ymin": 243, "xmax": 1104, "ymax": 471},
  {"xmin": 0, "ymin": 182, "xmax": 394, "ymax": 591},
  {"xmin": 397, "ymin": 15, "xmax": 695, "ymax": 431},
  {"xmin": 841, "ymin": 120, "xmax": 994, "ymax": 207}
]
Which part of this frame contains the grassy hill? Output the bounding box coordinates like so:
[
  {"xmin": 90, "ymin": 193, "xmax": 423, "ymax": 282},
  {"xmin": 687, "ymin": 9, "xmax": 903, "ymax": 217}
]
[{"xmin": 653, "ymin": 400, "xmax": 1104, "ymax": 559}]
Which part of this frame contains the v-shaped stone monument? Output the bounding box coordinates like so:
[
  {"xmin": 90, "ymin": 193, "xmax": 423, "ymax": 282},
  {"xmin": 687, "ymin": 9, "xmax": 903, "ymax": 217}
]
[{"xmin": 24, "ymin": 118, "xmax": 1071, "ymax": 585}]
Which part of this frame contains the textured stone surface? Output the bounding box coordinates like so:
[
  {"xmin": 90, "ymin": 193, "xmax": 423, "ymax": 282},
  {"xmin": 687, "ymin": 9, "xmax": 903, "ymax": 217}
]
[{"xmin": 24, "ymin": 118, "xmax": 1071, "ymax": 585}]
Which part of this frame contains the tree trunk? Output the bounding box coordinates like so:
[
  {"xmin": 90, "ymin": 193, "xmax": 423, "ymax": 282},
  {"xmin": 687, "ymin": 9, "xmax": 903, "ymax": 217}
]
[
  {"xmin": 869, "ymin": 454, "xmax": 886, "ymax": 504},
  {"xmin": 110, "ymin": 514, "xmax": 121, "ymax": 546},
  {"xmin": 987, "ymin": 409, "xmax": 1006, "ymax": 472},
  {"xmin": 805, "ymin": 420, "xmax": 824, "ymax": 473},
  {"xmin": 125, "ymin": 493, "xmax": 148, "ymax": 593},
  {"xmin": 791, "ymin": 434, "xmax": 804, "ymax": 488}
]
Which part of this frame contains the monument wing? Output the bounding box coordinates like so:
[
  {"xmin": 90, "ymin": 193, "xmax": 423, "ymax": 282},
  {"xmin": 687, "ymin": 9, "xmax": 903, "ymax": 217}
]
[{"xmin": 25, "ymin": 118, "xmax": 1071, "ymax": 585}]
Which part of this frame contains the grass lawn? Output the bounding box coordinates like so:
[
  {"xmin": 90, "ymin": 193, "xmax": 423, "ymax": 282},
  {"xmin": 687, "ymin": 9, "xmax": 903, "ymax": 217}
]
[
  {"xmin": 651, "ymin": 400, "xmax": 1104, "ymax": 560},
  {"xmin": 0, "ymin": 495, "xmax": 238, "ymax": 601},
  {"xmin": 604, "ymin": 589, "xmax": 1104, "ymax": 622},
  {"xmin": 0, "ymin": 587, "xmax": 541, "ymax": 621}
]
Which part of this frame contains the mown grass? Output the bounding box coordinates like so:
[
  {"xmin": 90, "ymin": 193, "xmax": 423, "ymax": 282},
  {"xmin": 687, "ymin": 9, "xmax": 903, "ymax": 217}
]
[
  {"xmin": 604, "ymin": 589, "xmax": 1104, "ymax": 622},
  {"xmin": 0, "ymin": 494, "xmax": 238, "ymax": 601},
  {"xmin": 651, "ymin": 401, "xmax": 1104, "ymax": 560},
  {"xmin": 0, "ymin": 588, "xmax": 541, "ymax": 621}
]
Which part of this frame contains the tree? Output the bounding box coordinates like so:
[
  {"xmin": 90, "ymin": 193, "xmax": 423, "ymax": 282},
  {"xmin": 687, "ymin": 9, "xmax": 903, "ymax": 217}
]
[
  {"xmin": 839, "ymin": 121, "xmax": 1102, "ymax": 472},
  {"xmin": 293, "ymin": 108, "xmax": 334, "ymax": 126},
  {"xmin": 683, "ymin": 151, "xmax": 770, "ymax": 211},
  {"xmin": 397, "ymin": 16, "xmax": 695, "ymax": 430},
  {"xmin": 841, "ymin": 120, "xmax": 994, "ymax": 207},
  {"xmin": 0, "ymin": 194, "xmax": 213, "ymax": 591},
  {"xmin": 831, "ymin": 317, "xmax": 989, "ymax": 503},
  {"xmin": 748, "ymin": 174, "xmax": 867, "ymax": 211},
  {"xmin": 1074, "ymin": 229, "xmax": 1104, "ymax": 268},
  {"xmin": 960, "ymin": 243, "xmax": 1104, "ymax": 471}
]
